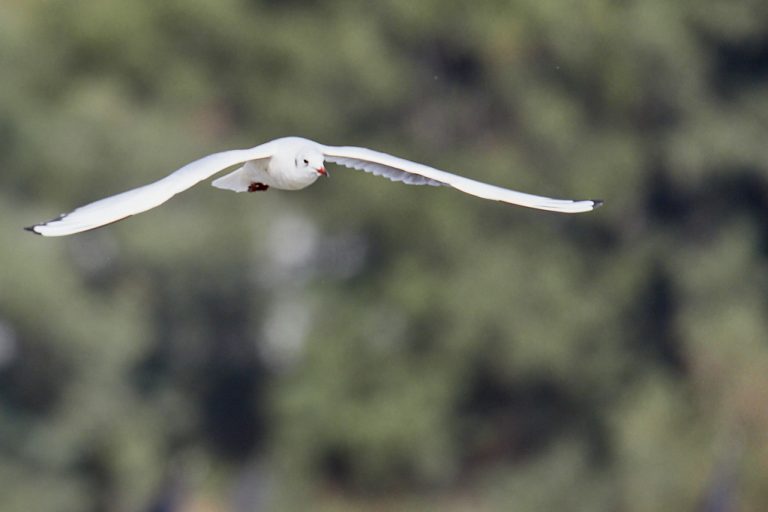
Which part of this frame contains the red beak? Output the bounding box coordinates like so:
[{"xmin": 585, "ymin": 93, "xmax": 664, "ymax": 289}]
[{"xmin": 317, "ymin": 166, "xmax": 327, "ymax": 176}]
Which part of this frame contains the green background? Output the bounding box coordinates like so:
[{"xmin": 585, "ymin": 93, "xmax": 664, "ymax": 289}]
[{"xmin": 2, "ymin": 1, "xmax": 768, "ymax": 510}]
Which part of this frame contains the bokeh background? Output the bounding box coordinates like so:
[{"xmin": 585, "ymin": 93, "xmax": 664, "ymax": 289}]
[{"xmin": 2, "ymin": 1, "xmax": 768, "ymax": 510}]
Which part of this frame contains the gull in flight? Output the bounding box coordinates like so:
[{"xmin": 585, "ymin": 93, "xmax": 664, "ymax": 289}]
[{"xmin": 26, "ymin": 136, "xmax": 602, "ymax": 236}]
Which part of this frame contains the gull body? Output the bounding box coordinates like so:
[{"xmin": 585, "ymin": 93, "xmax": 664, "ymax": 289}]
[
  {"xmin": 26, "ymin": 136, "xmax": 602, "ymax": 237},
  {"xmin": 212, "ymin": 137, "xmax": 326, "ymax": 192}
]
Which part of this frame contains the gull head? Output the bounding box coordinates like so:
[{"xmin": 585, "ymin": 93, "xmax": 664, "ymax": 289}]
[{"xmin": 295, "ymin": 147, "xmax": 327, "ymax": 177}]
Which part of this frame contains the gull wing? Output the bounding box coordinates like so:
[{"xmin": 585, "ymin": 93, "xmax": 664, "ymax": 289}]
[
  {"xmin": 322, "ymin": 144, "xmax": 602, "ymax": 213},
  {"xmin": 27, "ymin": 143, "xmax": 276, "ymax": 236}
]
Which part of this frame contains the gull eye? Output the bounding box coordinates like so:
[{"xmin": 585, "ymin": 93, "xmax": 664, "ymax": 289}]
[{"xmin": 303, "ymin": 159, "xmax": 309, "ymax": 165}]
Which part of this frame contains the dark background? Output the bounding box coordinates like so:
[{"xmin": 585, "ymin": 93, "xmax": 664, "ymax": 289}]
[{"xmin": 2, "ymin": 1, "xmax": 768, "ymax": 510}]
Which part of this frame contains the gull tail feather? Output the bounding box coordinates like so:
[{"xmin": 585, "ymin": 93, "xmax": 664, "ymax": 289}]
[{"xmin": 211, "ymin": 166, "xmax": 250, "ymax": 192}]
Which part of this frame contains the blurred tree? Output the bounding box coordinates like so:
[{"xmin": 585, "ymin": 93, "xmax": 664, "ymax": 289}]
[{"xmin": 1, "ymin": 0, "xmax": 768, "ymax": 511}]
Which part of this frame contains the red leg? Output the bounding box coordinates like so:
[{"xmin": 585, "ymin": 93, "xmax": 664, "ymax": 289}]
[{"xmin": 248, "ymin": 182, "xmax": 269, "ymax": 192}]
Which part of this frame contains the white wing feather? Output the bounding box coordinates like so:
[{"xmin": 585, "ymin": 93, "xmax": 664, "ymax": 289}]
[
  {"xmin": 27, "ymin": 144, "xmax": 275, "ymax": 236},
  {"xmin": 322, "ymin": 145, "xmax": 602, "ymax": 213},
  {"xmin": 27, "ymin": 137, "xmax": 602, "ymax": 237}
]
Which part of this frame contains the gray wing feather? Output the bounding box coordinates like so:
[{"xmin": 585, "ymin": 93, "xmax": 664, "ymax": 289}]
[{"xmin": 325, "ymin": 156, "xmax": 445, "ymax": 187}]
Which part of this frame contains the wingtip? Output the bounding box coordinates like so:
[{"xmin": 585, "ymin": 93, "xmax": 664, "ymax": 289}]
[
  {"xmin": 24, "ymin": 213, "xmax": 67, "ymax": 236},
  {"xmin": 592, "ymin": 199, "xmax": 604, "ymax": 209}
]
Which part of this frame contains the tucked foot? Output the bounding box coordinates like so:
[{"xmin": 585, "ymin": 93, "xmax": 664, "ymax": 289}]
[{"xmin": 248, "ymin": 182, "xmax": 269, "ymax": 192}]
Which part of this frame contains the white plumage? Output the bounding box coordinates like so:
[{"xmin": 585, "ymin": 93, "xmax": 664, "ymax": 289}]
[{"xmin": 26, "ymin": 136, "xmax": 602, "ymax": 237}]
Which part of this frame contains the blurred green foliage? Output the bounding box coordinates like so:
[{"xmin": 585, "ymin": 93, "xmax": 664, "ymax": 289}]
[{"xmin": 2, "ymin": 0, "xmax": 768, "ymax": 510}]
